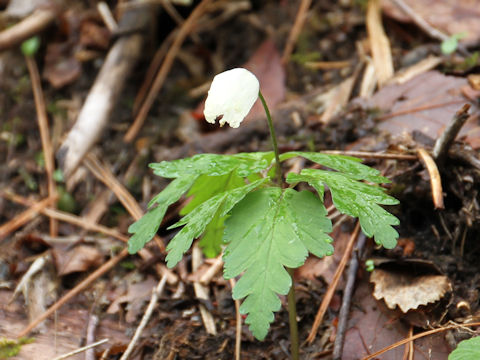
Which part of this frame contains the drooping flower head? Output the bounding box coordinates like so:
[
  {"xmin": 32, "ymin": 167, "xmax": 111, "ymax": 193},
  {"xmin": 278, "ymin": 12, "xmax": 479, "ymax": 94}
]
[{"xmin": 204, "ymin": 68, "xmax": 259, "ymax": 128}]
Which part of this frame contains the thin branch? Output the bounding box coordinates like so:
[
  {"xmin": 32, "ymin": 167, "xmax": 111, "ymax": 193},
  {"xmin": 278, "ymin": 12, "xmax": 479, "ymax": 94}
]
[
  {"xmin": 119, "ymin": 274, "xmax": 168, "ymax": 360},
  {"xmin": 0, "ymin": 8, "xmax": 57, "ymax": 51},
  {"xmin": 17, "ymin": 248, "xmax": 129, "ymax": 337},
  {"xmin": 282, "ymin": 0, "xmax": 312, "ymax": 64},
  {"xmin": 432, "ymin": 104, "xmax": 471, "ymax": 160},
  {"xmin": 332, "ymin": 234, "xmax": 367, "ymax": 360},
  {"xmin": 306, "ymin": 222, "xmax": 361, "ymax": 343},
  {"xmin": 52, "ymin": 338, "xmax": 109, "ymax": 360},
  {"xmin": 362, "ymin": 321, "xmax": 480, "ymax": 360},
  {"xmin": 417, "ymin": 148, "xmax": 444, "ymax": 209},
  {"xmin": 25, "ymin": 55, "xmax": 58, "ymax": 237},
  {"xmin": 229, "ymin": 278, "xmax": 242, "ymax": 360},
  {"xmin": 124, "ymin": 0, "xmax": 213, "ymax": 143}
]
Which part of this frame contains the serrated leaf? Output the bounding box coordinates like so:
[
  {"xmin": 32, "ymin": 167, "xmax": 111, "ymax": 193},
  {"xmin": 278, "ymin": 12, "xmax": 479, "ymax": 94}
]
[
  {"xmin": 165, "ymin": 178, "xmax": 268, "ymax": 268},
  {"xmin": 223, "ymin": 188, "xmax": 333, "ymax": 340},
  {"xmin": 449, "ymin": 336, "xmax": 480, "ymax": 360},
  {"xmin": 128, "ymin": 176, "xmax": 198, "ymax": 254},
  {"xmin": 180, "ymin": 173, "xmax": 245, "ymax": 215},
  {"xmin": 287, "ymin": 169, "xmax": 399, "ymax": 249},
  {"xmin": 199, "ymin": 211, "xmax": 225, "ymax": 257},
  {"xmin": 150, "ymin": 152, "xmax": 272, "ymax": 179},
  {"xmin": 128, "ymin": 205, "xmax": 167, "ymax": 254},
  {"xmin": 281, "ymin": 152, "xmax": 389, "ymax": 183}
]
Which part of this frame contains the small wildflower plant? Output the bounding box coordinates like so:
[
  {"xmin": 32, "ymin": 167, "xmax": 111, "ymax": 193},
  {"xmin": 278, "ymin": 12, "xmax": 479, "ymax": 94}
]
[{"xmin": 128, "ymin": 68, "xmax": 400, "ymax": 341}]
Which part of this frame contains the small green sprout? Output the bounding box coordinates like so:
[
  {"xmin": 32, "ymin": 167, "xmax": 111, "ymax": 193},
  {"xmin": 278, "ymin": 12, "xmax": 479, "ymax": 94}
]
[
  {"xmin": 365, "ymin": 259, "xmax": 375, "ymax": 272},
  {"xmin": 441, "ymin": 32, "xmax": 468, "ymax": 55},
  {"xmin": 21, "ymin": 36, "xmax": 40, "ymax": 57}
]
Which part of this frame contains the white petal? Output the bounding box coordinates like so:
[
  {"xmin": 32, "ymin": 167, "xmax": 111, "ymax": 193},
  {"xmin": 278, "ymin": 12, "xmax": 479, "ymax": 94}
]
[{"xmin": 204, "ymin": 68, "xmax": 259, "ymax": 128}]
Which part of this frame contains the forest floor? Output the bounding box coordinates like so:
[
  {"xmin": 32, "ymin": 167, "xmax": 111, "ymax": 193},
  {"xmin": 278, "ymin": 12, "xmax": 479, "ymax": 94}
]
[{"xmin": 1, "ymin": 0, "xmax": 480, "ymax": 359}]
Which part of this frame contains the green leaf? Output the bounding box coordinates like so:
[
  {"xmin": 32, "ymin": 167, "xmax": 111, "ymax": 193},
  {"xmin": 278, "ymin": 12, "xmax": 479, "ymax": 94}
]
[
  {"xmin": 288, "ymin": 169, "xmax": 399, "ymax": 249},
  {"xmin": 128, "ymin": 176, "xmax": 197, "ymax": 254},
  {"xmin": 150, "ymin": 152, "xmax": 272, "ymax": 179},
  {"xmin": 165, "ymin": 178, "xmax": 268, "ymax": 268},
  {"xmin": 449, "ymin": 336, "xmax": 480, "ymax": 360},
  {"xmin": 180, "ymin": 173, "xmax": 245, "ymax": 215},
  {"xmin": 223, "ymin": 187, "xmax": 333, "ymax": 340},
  {"xmin": 281, "ymin": 152, "xmax": 389, "ymax": 183}
]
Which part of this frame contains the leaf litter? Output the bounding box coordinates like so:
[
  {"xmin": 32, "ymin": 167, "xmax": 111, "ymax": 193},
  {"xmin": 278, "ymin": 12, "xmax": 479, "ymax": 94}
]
[{"xmin": 1, "ymin": 0, "xmax": 480, "ymax": 358}]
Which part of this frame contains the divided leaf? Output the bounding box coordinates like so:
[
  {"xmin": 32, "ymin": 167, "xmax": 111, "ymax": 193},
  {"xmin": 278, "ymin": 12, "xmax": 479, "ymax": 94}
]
[
  {"xmin": 223, "ymin": 187, "xmax": 333, "ymax": 340},
  {"xmin": 150, "ymin": 152, "xmax": 273, "ymax": 179},
  {"xmin": 128, "ymin": 176, "xmax": 197, "ymax": 254},
  {"xmin": 287, "ymin": 169, "xmax": 399, "ymax": 249},
  {"xmin": 165, "ymin": 178, "xmax": 268, "ymax": 268},
  {"xmin": 281, "ymin": 152, "xmax": 389, "ymax": 183},
  {"xmin": 129, "ymin": 153, "xmax": 273, "ymax": 254}
]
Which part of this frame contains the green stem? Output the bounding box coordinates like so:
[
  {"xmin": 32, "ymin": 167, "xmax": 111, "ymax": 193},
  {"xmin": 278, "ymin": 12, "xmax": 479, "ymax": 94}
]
[
  {"xmin": 259, "ymin": 90, "xmax": 299, "ymax": 359},
  {"xmin": 287, "ymin": 267, "xmax": 299, "ymax": 360},
  {"xmin": 259, "ymin": 90, "xmax": 282, "ymax": 185}
]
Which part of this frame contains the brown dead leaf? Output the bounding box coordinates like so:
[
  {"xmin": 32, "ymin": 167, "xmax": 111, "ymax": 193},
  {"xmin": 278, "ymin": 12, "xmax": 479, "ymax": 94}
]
[
  {"xmin": 370, "ymin": 268, "xmax": 452, "ymax": 312},
  {"xmin": 107, "ymin": 276, "xmax": 157, "ymax": 323},
  {"xmin": 362, "ymin": 71, "xmax": 480, "ymax": 148},
  {"xmin": 383, "ymin": 0, "xmax": 480, "ymax": 46},
  {"xmin": 343, "ymin": 279, "xmax": 450, "ymax": 360},
  {"xmin": 53, "ymin": 244, "xmax": 103, "ymax": 276},
  {"xmin": 43, "ymin": 43, "xmax": 81, "ymax": 88}
]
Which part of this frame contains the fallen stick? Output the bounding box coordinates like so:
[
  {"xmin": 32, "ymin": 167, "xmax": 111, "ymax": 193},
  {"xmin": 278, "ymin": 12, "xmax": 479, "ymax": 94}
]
[
  {"xmin": 0, "ymin": 7, "xmax": 57, "ymax": 51},
  {"xmin": 25, "ymin": 54, "xmax": 58, "ymax": 237},
  {"xmin": 417, "ymin": 148, "xmax": 444, "ymax": 209},
  {"xmin": 332, "ymin": 233, "xmax": 367, "ymax": 360},
  {"xmin": 17, "ymin": 248, "xmax": 129, "ymax": 337},
  {"xmin": 57, "ymin": 2, "xmax": 155, "ymax": 177},
  {"xmin": 123, "ymin": 0, "xmax": 213, "ymax": 143},
  {"xmin": 432, "ymin": 103, "xmax": 471, "ymax": 160},
  {"xmin": 306, "ymin": 222, "xmax": 361, "ymax": 344},
  {"xmin": 119, "ymin": 274, "xmax": 167, "ymax": 360},
  {"xmin": 0, "ymin": 196, "xmax": 55, "ymax": 240}
]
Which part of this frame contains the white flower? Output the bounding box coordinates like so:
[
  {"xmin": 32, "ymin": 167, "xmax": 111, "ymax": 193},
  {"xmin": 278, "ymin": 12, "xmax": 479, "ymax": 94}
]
[{"xmin": 204, "ymin": 68, "xmax": 259, "ymax": 128}]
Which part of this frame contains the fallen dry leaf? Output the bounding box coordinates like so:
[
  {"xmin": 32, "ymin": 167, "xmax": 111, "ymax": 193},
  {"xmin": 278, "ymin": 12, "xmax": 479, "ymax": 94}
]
[
  {"xmin": 370, "ymin": 268, "xmax": 452, "ymax": 312},
  {"xmin": 382, "ymin": 0, "xmax": 480, "ymax": 46},
  {"xmin": 360, "ymin": 71, "xmax": 480, "ymax": 149},
  {"xmin": 107, "ymin": 276, "xmax": 157, "ymax": 323},
  {"xmin": 343, "ymin": 279, "xmax": 450, "ymax": 360},
  {"xmin": 53, "ymin": 244, "xmax": 103, "ymax": 276}
]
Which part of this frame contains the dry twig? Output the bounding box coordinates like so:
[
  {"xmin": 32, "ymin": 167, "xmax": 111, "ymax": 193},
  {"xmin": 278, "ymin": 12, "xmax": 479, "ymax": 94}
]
[
  {"xmin": 361, "ymin": 321, "xmax": 480, "ymax": 360},
  {"xmin": 124, "ymin": 0, "xmax": 213, "ymax": 143},
  {"xmin": 432, "ymin": 104, "xmax": 471, "ymax": 160},
  {"xmin": 0, "ymin": 7, "xmax": 57, "ymax": 51},
  {"xmin": 25, "ymin": 55, "xmax": 58, "ymax": 237},
  {"xmin": 119, "ymin": 274, "xmax": 168, "ymax": 360},
  {"xmin": 282, "ymin": 0, "xmax": 312, "ymax": 64},
  {"xmin": 83, "ymin": 154, "xmax": 165, "ymax": 252},
  {"xmin": 417, "ymin": 148, "xmax": 444, "ymax": 209},
  {"xmin": 57, "ymin": 3, "xmax": 155, "ymax": 176},
  {"xmin": 17, "ymin": 249, "xmax": 129, "ymax": 337},
  {"xmin": 366, "ymin": 0, "xmax": 394, "ymax": 87},
  {"xmin": 332, "ymin": 234, "xmax": 367, "ymax": 360},
  {"xmin": 52, "ymin": 338, "xmax": 109, "ymax": 360},
  {"xmin": 0, "ymin": 196, "xmax": 55, "ymax": 241},
  {"xmin": 306, "ymin": 222, "xmax": 361, "ymax": 343}
]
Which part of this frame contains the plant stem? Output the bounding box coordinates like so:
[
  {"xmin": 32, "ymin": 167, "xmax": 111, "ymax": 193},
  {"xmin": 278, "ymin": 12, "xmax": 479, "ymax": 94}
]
[
  {"xmin": 259, "ymin": 90, "xmax": 282, "ymax": 185},
  {"xmin": 287, "ymin": 267, "xmax": 299, "ymax": 360},
  {"xmin": 259, "ymin": 90, "xmax": 299, "ymax": 359}
]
